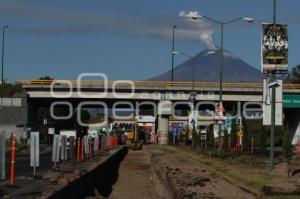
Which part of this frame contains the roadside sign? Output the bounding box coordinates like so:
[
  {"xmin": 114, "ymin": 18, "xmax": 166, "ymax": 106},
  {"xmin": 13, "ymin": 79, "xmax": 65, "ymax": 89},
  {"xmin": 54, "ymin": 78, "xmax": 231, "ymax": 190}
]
[
  {"xmin": 30, "ymin": 132, "xmax": 39, "ymax": 167},
  {"xmin": 237, "ymin": 130, "xmax": 243, "ymax": 137},
  {"xmin": 69, "ymin": 136, "xmax": 75, "ymax": 159},
  {"xmin": 83, "ymin": 136, "xmax": 90, "ymax": 154},
  {"xmin": 190, "ymin": 119, "xmax": 196, "ymax": 126},
  {"xmin": 52, "ymin": 134, "xmax": 61, "ymax": 163},
  {"xmin": 225, "ymin": 116, "xmax": 232, "ymax": 128},
  {"xmin": 215, "ymin": 115, "xmax": 225, "ymax": 123},
  {"xmin": 283, "ymin": 95, "xmax": 300, "ymax": 108},
  {"xmin": 0, "ymin": 135, "xmax": 5, "ymax": 180},
  {"xmin": 292, "ymin": 121, "xmax": 300, "ymax": 145},
  {"xmin": 94, "ymin": 135, "xmax": 99, "ymax": 152},
  {"xmin": 60, "ymin": 135, "xmax": 68, "ymax": 161},
  {"xmin": 101, "ymin": 135, "xmax": 106, "ymax": 150},
  {"xmin": 48, "ymin": 128, "xmax": 55, "ymax": 135},
  {"xmin": 188, "ymin": 111, "xmax": 198, "ymax": 129},
  {"xmin": 263, "ymin": 79, "xmax": 283, "ymax": 126}
]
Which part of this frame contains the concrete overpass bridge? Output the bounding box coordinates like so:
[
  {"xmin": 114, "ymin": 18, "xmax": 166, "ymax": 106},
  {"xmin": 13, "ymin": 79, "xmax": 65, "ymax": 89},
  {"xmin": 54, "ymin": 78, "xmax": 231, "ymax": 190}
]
[
  {"xmin": 18, "ymin": 79, "xmax": 300, "ymax": 100},
  {"xmin": 17, "ymin": 80, "xmax": 300, "ymax": 138}
]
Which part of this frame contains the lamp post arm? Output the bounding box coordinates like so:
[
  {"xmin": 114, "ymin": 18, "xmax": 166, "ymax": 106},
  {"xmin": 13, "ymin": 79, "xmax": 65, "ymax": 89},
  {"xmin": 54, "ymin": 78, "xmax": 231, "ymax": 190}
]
[
  {"xmin": 201, "ymin": 15, "xmax": 221, "ymax": 25},
  {"xmin": 224, "ymin": 17, "xmax": 244, "ymax": 25},
  {"xmin": 202, "ymin": 16, "xmax": 244, "ymax": 25},
  {"xmin": 178, "ymin": 52, "xmax": 193, "ymax": 59}
]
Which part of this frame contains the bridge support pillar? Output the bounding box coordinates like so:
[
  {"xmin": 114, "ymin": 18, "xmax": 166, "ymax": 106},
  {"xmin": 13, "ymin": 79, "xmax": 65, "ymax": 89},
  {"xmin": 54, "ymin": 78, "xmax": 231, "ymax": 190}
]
[
  {"xmin": 157, "ymin": 100, "xmax": 172, "ymax": 145},
  {"xmin": 157, "ymin": 116, "xmax": 169, "ymax": 145}
]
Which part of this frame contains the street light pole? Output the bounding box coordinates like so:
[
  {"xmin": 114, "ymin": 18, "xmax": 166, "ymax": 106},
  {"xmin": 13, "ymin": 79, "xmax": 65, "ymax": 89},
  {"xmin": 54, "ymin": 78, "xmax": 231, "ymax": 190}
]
[
  {"xmin": 270, "ymin": 0, "xmax": 277, "ymax": 171},
  {"xmin": 207, "ymin": 17, "xmax": 253, "ymax": 156},
  {"xmin": 188, "ymin": 14, "xmax": 254, "ymax": 156},
  {"xmin": 172, "ymin": 51, "xmax": 195, "ymax": 90},
  {"xmin": 171, "ymin": 25, "xmax": 177, "ymax": 82},
  {"xmin": 1, "ymin": 26, "xmax": 8, "ymax": 85},
  {"xmin": 172, "ymin": 51, "xmax": 197, "ymax": 146},
  {"xmin": 192, "ymin": 57, "xmax": 195, "ymax": 91},
  {"xmin": 218, "ymin": 23, "xmax": 224, "ymax": 156}
]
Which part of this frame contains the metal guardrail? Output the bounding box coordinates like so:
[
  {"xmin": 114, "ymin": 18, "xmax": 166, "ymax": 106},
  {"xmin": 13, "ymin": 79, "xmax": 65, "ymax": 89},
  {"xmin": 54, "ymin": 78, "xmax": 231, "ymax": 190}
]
[{"xmin": 16, "ymin": 80, "xmax": 300, "ymax": 90}]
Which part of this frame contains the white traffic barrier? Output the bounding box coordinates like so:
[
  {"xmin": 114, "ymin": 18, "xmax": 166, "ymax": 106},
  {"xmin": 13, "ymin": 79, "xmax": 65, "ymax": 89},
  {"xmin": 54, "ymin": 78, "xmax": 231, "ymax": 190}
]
[
  {"xmin": 30, "ymin": 132, "xmax": 40, "ymax": 176},
  {"xmin": 61, "ymin": 135, "xmax": 68, "ymax": 161},
  {"xmin": 83, "ymin": 136, "xmax": 89, "ymax": 159},
  {"xmin": 101, "ymin": 135, "xmax": 106, "ymax": 151},
  {"xmin": 0, "ymin": 134, "xmax": 5, "ymax": 180},
  {"xmin": 52, "ymin": 134, "xmax": 61, "ymax": 169},
  {"xmin": 94, "ymin": 135, "xmax": 99, "ymax": 154},
  {"xmin": 69, "ymin": 136, "xmax": 75, "ymax": 159}
]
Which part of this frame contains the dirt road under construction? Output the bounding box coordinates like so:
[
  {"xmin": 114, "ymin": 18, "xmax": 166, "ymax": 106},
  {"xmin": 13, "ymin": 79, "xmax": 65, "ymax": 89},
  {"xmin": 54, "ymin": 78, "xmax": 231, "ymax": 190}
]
[{"xmin": 108, "ymin": 145, "xmax": 256, "ymax": 199}]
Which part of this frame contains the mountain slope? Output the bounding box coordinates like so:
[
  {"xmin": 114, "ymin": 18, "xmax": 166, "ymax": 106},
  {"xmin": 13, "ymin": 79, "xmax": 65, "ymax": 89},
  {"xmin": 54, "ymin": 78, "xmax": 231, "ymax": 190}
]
[{"xmin": 150, "ymin": 49, "xmax": 263, "ymax": 83}]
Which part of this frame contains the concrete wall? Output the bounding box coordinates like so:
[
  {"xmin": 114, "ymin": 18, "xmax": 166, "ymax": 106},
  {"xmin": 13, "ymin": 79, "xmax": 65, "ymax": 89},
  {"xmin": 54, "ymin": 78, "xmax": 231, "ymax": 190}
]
[
  {"xmin": 0, "ymin": 107, "xmax": 27, "ymax": 141},
  {"xmin": 0, "ymin": 125, "xmax": 24, "ymax": 141}
]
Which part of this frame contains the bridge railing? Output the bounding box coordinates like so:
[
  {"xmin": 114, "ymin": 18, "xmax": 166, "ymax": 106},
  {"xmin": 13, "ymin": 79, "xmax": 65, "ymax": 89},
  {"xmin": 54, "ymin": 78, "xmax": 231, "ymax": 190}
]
[{"xmin": 16, "ymin": 80, "xmax": 300, "ymax": 90}]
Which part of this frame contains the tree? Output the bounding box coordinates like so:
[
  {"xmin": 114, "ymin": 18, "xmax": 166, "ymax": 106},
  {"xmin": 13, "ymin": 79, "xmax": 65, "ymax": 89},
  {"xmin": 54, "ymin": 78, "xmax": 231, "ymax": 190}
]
[
  {"xmin": 38, "ymin": 76, "xmax": 54, "ymax": 80},
  {"xmin": 223, "ymin": 128, "xmax": 229, "ymax": 151},
  {"xmin": 0, "ymin": 83, "xmax": 22, "ymax": 97},
  {"xmin": 286, "ymin": 65, "xmax": 300, "ymax": 83},
  {"xmin": 282, "ymin": 128, "xmax": 293, "ymax": 161},
  {"xmin": 230, "ymin": 118, "xmax": 238, "ymax": 148},
  {"xmin": 206, "ymin": 124, "xmax": 214, "ymax": 152},
  {"xmin": 242, "ymin": 117, "xmax": 250, "ymax": 153},
  {"xmin": 258, "ymin": 126, "xmax": 268, "ymax": 155}
]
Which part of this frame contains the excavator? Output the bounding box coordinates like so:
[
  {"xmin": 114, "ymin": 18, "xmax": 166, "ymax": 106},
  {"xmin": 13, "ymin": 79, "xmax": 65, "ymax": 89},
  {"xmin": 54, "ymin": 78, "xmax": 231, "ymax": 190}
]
[{"xmin": 130, "ymin": 120, "xmax": 143, "ymax": 150}]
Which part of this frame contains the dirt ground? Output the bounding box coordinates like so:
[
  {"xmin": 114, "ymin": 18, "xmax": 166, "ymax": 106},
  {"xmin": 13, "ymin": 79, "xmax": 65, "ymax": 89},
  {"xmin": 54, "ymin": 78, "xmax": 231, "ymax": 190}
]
[
  {"xmin": 109, "ymin": 147, "xmax": 171, "ymax": 199},
  {"xmin": 108, "ymin": 145, "xmax": 257, "ymax": 199}
]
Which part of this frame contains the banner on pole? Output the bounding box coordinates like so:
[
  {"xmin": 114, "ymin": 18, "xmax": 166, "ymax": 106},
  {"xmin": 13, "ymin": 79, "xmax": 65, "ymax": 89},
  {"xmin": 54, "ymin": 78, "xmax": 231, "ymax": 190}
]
[
  {"xmin": 52, "ymin": 134, "xmax": 61, "ymax": 162},
  {"xmin": 261, "ymin": 23, "xmax": 288, "ymax": 73}
]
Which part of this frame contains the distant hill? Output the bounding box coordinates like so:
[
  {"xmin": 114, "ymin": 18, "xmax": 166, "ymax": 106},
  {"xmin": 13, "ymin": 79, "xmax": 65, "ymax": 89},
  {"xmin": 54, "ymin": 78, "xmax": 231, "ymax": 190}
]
[{"xmin": 149, "ymin": 48, "xmax": 263, "ymax": 83}]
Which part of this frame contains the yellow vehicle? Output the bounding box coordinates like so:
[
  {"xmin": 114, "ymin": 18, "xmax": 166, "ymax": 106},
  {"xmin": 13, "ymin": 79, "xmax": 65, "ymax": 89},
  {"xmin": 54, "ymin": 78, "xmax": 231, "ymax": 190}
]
[{"xmin": 127, "ymin": 131, "xmax": 135, "ymax": 140}]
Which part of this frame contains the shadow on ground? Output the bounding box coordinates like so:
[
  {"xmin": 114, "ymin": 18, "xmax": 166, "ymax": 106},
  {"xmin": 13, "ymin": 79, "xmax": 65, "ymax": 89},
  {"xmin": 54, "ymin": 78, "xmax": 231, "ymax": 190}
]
[{"xmin": 49, "ymin": 147, "xmax": 128, "ymax": 199}]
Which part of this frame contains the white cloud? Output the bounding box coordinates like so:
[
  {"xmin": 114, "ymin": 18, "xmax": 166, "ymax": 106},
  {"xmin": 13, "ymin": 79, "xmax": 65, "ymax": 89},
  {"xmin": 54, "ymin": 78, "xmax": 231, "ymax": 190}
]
[{"xmin": 0, "ymin": 2, "xmax": 216, "ymax": 49}]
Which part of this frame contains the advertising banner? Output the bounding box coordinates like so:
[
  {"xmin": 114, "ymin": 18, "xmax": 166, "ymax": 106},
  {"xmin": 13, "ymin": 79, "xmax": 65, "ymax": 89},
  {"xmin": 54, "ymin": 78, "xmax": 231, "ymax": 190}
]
[{"xmin": 261, "ymin": 24, "xmax": 288, "ymax": 73}]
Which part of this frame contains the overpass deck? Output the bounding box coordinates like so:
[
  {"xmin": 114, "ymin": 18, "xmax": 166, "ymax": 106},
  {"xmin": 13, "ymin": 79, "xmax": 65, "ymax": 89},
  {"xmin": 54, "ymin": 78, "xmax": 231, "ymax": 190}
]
[{"xmin": 16, "ymin": 80, "xmax": 300, "ymax": 93}]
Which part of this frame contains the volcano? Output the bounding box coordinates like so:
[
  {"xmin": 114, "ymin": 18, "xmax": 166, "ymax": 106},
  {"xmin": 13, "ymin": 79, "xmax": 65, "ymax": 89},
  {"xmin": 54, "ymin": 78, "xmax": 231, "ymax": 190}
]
[{"xmin": 149, "ymin": 49, "xmax": 263, "ymax": 83}]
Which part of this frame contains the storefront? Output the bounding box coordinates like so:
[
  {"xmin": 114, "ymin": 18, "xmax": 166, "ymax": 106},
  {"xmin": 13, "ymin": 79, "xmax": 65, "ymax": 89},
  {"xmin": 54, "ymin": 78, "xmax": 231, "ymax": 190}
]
[{"xmin": 136, "ymin": 116, "xmax": 156, "ymax": 143}]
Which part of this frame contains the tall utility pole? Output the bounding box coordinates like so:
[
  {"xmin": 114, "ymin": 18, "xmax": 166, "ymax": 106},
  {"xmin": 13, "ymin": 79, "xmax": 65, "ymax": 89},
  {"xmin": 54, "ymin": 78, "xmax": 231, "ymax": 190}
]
[
  {"xmin": 1, "ymin": 26, "xmax": 8, "ymax": 85},
  {"xmin": 189, "ymin": 14, "xmax": 253, "ymax": 156},
  {"xmin": 171, "ymin": 25, "xmax": 177, "ymax": 82},
  {"xmin": 218, "ymin": 23, "xmax": 224, "ymax": 156},
  {"xmin": 172, "ymin": 51, "xmax": 197, "ymax": 146},
  {"xmin": 270, "ymin": 0, "xmax": 277, "ymax": 171}
]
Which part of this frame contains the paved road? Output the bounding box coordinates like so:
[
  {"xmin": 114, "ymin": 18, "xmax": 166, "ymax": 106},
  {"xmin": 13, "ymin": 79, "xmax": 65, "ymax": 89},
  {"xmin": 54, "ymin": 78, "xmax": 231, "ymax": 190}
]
[
  {"xmin": 5, "ymin": 153, "xmax": 52, "ymax": 177},
  {"xmin": 4, "ymin": 150, "xmax": 52, "ymax": 180}
]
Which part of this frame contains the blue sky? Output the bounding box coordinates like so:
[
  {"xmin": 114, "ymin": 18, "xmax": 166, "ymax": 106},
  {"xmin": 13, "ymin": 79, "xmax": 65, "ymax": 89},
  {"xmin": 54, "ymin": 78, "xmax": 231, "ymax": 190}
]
[{"xmin": 0, "ymin": 0, "xmax": 299, "ymax": 82}]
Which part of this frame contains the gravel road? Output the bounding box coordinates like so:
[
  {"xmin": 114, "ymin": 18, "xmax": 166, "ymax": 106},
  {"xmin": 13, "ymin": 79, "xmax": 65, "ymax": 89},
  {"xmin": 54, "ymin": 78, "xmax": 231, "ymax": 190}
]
[{"xmin": 108, "ymin": 145, "xmax": 257, "ymax": 199}]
